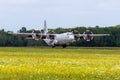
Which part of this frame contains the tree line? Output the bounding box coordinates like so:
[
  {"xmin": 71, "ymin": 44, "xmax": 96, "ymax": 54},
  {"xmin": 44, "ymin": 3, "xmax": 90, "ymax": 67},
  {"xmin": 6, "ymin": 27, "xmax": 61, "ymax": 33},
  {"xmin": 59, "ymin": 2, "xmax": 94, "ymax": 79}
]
[{"xmin": 0, "ymin": 25, "xmax": 120, "ymax": 47}]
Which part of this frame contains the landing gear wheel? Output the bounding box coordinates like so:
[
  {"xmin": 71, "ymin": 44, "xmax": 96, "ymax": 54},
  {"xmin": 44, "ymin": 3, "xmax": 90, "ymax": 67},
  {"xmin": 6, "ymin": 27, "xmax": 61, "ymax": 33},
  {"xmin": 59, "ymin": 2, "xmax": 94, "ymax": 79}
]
[
  {"xmin": 62, "ymin": 45, "xmax": 67, "ymax": 48},
  {"xmin": 52, "ymin": 45, "xmax": 55, "ymax": 48}
]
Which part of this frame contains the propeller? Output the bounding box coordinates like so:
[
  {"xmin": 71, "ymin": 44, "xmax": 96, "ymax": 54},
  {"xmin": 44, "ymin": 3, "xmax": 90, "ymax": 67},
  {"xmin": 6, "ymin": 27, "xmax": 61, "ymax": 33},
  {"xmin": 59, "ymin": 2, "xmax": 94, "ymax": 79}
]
[
  {"xmin": 32, "ymin": 30, "xmax": 42, "ymax": 40},
  {"xmin": 83, "ymin": 30, "xmax": 93, "ymax": 41}
]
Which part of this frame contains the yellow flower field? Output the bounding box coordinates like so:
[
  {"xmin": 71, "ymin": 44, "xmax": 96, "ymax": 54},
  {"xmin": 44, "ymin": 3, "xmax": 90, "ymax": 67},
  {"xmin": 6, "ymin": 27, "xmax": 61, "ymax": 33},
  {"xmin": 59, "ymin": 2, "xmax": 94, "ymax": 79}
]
[{"xmin": 0, "ymin": 47, "xmax": 120, "ymax": 80}]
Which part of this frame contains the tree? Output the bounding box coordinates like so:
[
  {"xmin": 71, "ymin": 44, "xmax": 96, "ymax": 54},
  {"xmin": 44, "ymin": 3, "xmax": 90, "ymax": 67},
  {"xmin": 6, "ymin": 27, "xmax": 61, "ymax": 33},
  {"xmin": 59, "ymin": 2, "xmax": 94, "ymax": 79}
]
[{"xmin": 19, "ymin": 27, "xmax": 27, "ymax": 33}]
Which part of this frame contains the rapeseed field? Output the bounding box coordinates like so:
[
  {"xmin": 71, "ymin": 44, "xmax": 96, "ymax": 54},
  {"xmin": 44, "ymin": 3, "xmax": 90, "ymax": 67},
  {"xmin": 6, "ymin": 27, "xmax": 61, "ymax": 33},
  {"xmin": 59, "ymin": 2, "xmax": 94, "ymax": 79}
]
[{"xmin": 0, "ymin": 47, "xmax": 120, "ymax": 80}]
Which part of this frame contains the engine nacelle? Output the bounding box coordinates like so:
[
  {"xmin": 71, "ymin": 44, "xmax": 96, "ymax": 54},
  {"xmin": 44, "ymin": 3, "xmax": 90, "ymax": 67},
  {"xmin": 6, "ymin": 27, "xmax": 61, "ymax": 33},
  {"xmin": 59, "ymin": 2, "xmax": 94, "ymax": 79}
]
[
  {"xmin": 73, "ymin": 30, "xmax": 80, "ymax": 41},
  {"xmin": 74, "ymin": 34, "xmax": 80, "ymax": 41},
  {"xmin": 32, "ymin": 31, "xmax": 42, "ymax": 40},
  {"xmin": 49, "ymin": 35, "xmax": 55, "ymax": 40},
  {"xmin": 83, "ymin": 30, "xmax": 93, "ymax": 41}
]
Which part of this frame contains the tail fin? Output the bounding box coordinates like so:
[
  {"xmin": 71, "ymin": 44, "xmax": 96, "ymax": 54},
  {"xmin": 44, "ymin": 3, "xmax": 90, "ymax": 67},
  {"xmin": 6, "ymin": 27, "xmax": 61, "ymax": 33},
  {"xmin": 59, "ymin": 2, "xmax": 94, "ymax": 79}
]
[{"xmin": 44, "ymin": 20, "xmax": 48, "ymax": 35}]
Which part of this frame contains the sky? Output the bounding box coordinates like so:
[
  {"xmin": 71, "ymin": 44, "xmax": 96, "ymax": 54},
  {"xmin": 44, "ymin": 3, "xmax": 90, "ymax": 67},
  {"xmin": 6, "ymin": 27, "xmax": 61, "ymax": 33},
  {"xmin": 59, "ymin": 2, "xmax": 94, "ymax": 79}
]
[{"xmin": 0, "ymin": 0, "xmax": 120, "ymax": 32}]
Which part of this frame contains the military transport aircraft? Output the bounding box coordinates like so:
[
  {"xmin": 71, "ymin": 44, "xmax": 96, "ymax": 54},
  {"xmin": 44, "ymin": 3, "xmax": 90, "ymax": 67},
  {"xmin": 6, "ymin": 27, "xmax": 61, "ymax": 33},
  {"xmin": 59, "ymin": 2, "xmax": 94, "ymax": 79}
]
[{"xmin": 10, "ymin": 20, "xmax": 110, "ymax": 48}]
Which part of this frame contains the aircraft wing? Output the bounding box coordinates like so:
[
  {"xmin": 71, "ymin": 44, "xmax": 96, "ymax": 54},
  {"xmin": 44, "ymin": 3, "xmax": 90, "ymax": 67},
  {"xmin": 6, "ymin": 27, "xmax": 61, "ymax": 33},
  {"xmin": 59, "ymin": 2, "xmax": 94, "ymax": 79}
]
[
  {"xmin": 8, "ymin": 32, "xmax": 35, "ymax": 38},
  {"xmin": 79, "ymin": 34, "xmax": 110, "ymax": 37},
  {"xmin": 8, "ymin": 32, "xmax": 56, "ymax": 40},
  {"xmin": 9, "ymin": 33, "xmax": 33, "ymax": 36},
  {"xmin": 10, "ymin": 33, "xmax": 56, "ymax": 36},
  {"xmin": 91, "ymin": 34, "xmax": 110, "ymax": 36},
  {"xmin": 74, "ymin": 33, "xmax": 110, "ymax": 41}
]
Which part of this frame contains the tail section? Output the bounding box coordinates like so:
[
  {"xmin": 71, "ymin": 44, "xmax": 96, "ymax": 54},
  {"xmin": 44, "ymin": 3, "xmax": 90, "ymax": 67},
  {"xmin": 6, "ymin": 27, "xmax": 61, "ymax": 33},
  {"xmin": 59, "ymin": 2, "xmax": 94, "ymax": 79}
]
[{"xmin": 44, "ymin": 20, "xmax": 48, "ymax": 35}]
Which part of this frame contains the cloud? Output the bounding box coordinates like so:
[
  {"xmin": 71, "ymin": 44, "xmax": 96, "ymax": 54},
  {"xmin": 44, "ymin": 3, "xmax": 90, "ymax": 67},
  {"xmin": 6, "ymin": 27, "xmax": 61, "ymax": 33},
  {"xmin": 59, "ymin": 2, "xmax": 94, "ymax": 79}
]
[{"xmin": 0, "ymin": 0, "xmax": 120, "ymax": 31}]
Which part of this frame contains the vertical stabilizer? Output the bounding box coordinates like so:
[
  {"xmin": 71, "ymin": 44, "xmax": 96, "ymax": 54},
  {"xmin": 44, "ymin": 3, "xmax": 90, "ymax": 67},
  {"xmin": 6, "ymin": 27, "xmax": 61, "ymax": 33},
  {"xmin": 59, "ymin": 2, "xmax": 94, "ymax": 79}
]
[{"xmin": 44, "ymin": 20, "xmax": 48, "ymax": 34}]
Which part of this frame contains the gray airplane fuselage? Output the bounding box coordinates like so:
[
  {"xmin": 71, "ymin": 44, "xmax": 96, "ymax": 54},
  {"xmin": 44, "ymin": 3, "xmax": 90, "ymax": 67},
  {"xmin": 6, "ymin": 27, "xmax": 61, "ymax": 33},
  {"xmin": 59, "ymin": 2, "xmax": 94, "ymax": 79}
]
[{"xmin": 44, "ymin": 32, "xmax": 75, "ymax": 47}]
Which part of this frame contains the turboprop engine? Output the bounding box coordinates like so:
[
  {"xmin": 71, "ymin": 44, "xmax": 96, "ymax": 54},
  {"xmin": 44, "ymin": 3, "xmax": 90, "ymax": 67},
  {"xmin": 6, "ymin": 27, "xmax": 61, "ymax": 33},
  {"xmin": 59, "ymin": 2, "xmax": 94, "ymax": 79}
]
[
  {"xmin": 32, "ymin": 31, "xmax": 42, "ymax": 40},
  {"xmin": 83, "ymin": 30, "xmax": 93, "ymax": 41},
  {"xmin": 73, "ymin": 30, "xmax": 80, "ymax": 41}
]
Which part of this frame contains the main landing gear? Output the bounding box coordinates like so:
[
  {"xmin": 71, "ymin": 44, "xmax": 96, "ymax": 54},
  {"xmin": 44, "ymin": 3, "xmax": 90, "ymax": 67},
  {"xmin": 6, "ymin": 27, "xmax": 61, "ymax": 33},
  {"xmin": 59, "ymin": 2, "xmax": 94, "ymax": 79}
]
[
  {"xmin": 52, "ymin": 45, "xmax": 55, "ymax": 48},
  {"xmin": 62, "ymin": 45, "xmax": 67, "ymax": 48},
  {"xmin": 51, "ymin": 44, "xmax": 67, "ymax": 48}
]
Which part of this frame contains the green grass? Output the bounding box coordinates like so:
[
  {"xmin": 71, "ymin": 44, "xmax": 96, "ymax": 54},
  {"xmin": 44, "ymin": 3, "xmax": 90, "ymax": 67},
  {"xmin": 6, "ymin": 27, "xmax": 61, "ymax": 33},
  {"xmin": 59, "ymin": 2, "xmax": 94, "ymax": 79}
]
[{"xmin": 0, "ymin": 47, "xmax": 120, "ymax": 80}]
